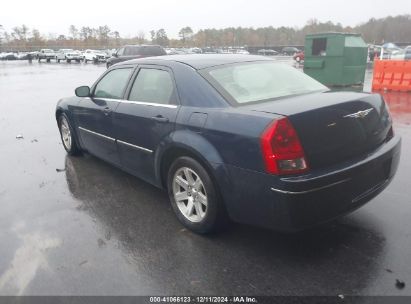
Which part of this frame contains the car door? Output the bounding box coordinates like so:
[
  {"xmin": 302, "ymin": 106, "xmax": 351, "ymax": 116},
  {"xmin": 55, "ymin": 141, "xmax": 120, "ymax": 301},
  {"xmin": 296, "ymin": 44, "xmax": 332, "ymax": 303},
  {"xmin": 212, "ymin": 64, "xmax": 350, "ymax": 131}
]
[
  {"xmin": 75, "ymin": 66, "xmax": 135, "ymax": 166},
  {"xmin": 113, "ymin": 65, "xmax": 180, "ymax": 184}
]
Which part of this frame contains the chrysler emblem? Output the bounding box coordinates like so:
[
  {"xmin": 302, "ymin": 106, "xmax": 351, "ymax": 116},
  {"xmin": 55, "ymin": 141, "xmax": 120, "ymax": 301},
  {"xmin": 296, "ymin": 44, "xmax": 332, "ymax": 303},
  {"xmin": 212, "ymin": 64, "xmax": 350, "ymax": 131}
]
[{"xmin": 344, "ymin": 108, "xmax": 373, "ymax": 119}]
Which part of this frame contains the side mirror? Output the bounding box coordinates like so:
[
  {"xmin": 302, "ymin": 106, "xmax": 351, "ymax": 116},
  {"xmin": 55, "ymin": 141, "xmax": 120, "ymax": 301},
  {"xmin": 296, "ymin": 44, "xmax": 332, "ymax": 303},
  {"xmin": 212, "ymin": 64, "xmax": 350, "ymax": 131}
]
[{"xmin": 75, "ymin": 86, "xmax": 91, "ymax": 97}]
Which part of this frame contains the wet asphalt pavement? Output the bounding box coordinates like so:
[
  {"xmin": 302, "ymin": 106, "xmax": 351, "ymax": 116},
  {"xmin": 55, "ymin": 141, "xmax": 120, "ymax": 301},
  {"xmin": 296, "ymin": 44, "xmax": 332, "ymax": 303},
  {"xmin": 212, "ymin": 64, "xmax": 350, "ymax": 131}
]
[{"xmin": 0, "ymin": 59, "xmax": 410, "ymax": 296}]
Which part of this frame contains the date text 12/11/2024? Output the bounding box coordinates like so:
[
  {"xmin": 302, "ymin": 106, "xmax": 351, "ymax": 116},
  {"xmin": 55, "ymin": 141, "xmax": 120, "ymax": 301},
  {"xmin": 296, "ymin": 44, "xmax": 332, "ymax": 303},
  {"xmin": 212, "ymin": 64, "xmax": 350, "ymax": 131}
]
[{"xmin": 149, "ymin": 296, "xmax": 257, "ymax": 303}]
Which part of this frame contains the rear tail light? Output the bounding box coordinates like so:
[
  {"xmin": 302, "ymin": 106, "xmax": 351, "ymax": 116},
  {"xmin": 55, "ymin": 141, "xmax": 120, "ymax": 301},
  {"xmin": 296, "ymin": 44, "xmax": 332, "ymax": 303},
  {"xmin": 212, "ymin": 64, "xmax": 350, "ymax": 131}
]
[
  {"xmin": 382, "ymin": 96, "xmax": 394, "ymax": 141},
  {"xmin": 260, "ymin": 117, "xmax": 309, "ymax": 175},
  {"xmin": 386, "ymin": 126, "xmax": 394, "ymax": 142}
]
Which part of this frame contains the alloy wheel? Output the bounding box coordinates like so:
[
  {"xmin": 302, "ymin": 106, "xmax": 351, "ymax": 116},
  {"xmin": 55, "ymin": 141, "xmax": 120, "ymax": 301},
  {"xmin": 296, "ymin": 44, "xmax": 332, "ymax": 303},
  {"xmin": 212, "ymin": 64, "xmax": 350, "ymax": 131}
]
[
  {"xmin": 172, "ymin": 167, "xmax": 208, "ymax": 223},
  {"xmin": 60, "ymin": 117, "xmax": 72, "ymax": 151}
]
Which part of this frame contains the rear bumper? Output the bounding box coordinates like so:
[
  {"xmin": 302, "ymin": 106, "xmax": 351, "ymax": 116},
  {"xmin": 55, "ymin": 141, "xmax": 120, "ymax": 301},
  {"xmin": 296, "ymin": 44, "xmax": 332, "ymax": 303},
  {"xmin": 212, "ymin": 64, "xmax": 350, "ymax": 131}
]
[{"xmin": 217, "ymin": 135, "xmax": 401, "ymax": 231}]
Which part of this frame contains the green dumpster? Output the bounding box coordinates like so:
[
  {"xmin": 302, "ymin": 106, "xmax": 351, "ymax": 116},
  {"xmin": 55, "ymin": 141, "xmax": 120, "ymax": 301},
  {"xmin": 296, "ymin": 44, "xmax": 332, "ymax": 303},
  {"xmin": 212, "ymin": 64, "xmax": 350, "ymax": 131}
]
[{"xmin": 303, "ymin": 33, "xmax": 368, "ymax": 86}]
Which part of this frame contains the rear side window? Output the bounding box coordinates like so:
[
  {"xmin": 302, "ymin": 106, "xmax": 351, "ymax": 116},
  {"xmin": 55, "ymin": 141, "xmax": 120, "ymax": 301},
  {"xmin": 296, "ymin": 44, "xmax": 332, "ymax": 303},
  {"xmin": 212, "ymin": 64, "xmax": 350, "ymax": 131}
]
[
  {"xmin": 124, "ymin": 46, "xmax": 141, "ymax": 56},
  {"xmin": 128, "ymin": 68, "xmax": 174, "ymax": 104},
  {"xmin": 94, "ymin": 68, "xmax": 133, "ymax": 99}
]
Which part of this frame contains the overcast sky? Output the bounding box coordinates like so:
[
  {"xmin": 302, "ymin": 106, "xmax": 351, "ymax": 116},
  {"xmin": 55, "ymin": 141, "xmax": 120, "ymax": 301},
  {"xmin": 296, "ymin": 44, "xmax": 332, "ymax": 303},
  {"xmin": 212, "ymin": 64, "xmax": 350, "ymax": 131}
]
[{"xmin": 1, "ymin": 0, "xmax": 410, "ymax": 38}]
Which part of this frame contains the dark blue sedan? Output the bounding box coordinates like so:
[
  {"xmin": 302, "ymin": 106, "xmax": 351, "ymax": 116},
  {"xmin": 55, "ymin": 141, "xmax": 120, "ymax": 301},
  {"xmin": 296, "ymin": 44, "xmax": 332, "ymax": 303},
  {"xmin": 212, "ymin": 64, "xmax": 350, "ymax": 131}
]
[{"xmin": 56, "ymin": 55, "xmax": 401, "ymax": 233}]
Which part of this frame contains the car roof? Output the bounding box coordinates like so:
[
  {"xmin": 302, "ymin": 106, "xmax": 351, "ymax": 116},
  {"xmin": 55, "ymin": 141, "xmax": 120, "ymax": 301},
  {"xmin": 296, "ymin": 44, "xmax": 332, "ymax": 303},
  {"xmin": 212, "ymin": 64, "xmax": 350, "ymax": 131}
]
[
  {"xmin": 124, "ymin": 44, "xmax": 162, "ymax": 48},
  {"xmin": 118, "ymin": 54, "xmax": 272, "ymax": 70}
]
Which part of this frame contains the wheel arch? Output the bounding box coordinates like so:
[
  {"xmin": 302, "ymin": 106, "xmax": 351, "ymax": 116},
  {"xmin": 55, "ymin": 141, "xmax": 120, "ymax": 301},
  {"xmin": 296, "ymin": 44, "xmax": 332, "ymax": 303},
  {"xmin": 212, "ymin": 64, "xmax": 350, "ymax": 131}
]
[
  {"xmin": 55, "ymin": 106, "xmax": 82, "ymax": 151},
  {"xmin": 155, "ymin": 130, "xmax": 228, "ymax": 191},
  {"xmin": 157, "ymin": 142, "xmax": 232, "ymax": 218}
]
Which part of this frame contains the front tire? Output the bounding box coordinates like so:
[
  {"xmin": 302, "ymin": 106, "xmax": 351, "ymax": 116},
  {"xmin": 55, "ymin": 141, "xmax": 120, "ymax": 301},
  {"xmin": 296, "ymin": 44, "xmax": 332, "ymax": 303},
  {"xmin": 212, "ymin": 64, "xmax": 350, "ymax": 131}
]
[
  {"xmin": 58, "ymin": 114, "xmax": 81, "ymax": 155},
  {"xmin": 167, "ymin": 156, "xmax": 227, "ymax": 234}
]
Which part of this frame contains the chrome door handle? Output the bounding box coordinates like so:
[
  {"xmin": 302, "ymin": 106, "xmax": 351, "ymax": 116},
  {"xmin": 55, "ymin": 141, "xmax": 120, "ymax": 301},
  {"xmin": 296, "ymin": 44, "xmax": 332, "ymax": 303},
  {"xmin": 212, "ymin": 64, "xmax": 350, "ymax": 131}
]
[
  {"xmin": 103, "ymin": 107, "xmax": 111, "ymax": 116},
  {"xmin": 151, "ymin": 115, "xmax": 169, "ymax": 123}
]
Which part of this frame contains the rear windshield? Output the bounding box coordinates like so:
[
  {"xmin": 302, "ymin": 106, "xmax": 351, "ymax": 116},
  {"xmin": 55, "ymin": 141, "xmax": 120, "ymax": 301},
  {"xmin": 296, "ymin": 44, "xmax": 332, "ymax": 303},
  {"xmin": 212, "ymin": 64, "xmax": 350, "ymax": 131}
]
[{"xmin": 205, "ymin": 62, "xmax": 327, "ymax": 104}]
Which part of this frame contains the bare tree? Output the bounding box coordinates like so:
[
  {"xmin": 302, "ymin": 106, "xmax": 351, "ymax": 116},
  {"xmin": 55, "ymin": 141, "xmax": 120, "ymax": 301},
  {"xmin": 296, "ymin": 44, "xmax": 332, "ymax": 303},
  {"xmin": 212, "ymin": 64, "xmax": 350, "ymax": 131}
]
[
  {"xmin": 69, "ymin": 25, "xmax": 79, "ymax": 39},
  {"xmin": 137, "ymin": 30, "xmax": 145, "ymax": 44},
  {"xmin": 155, "ymin": 29, "xmax": 169, "ymax": 46},
  {"xmin": 150, "ymin": 30, "xmax": 156, "ymax": 43},
  {"xmin": 178, "ymin": 26, "xmax": 194, "ymax": 46}
]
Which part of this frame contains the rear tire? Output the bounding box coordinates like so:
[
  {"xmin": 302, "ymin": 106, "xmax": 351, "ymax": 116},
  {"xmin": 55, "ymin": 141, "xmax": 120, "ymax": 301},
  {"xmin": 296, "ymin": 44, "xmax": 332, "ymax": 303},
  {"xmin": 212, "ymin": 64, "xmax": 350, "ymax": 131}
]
[
  {"xmin": 167, "ymin": 156, "xmax": 228, "ymax": 234},
  {"xmin": 58, "ymin": 114, "xmax": 81, "ymax": 156}
]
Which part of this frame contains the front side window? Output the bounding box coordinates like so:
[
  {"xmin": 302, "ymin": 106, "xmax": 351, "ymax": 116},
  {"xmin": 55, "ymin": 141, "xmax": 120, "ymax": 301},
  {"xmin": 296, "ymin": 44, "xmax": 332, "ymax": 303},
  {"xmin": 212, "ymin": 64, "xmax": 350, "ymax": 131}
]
[
  {"xmin": 128, "ymin": 68, "xmax": 175, "ymax": 104},
  {"xmin": 206, "ymin": 62, "xmax": 327, "ymax": 105},
  {"xmin": 94, "ymin": 68, "xmax": 133, "ymax": 99}
]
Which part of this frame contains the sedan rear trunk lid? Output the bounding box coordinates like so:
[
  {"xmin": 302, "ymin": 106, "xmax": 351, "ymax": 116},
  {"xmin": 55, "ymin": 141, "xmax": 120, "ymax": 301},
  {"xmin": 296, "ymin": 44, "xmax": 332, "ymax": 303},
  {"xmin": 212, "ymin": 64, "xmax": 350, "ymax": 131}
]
[{"xmin": 246, "ymin": 92, "xmax": 393, "ymax": 170}]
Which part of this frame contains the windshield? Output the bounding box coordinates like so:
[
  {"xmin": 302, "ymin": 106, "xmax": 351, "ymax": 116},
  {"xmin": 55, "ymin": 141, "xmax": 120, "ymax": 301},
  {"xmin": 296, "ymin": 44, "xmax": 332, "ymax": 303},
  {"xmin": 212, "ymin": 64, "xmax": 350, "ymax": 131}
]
[{"xmin": 206, "ymin": 62, "xmax": 327, "ymax": 104}]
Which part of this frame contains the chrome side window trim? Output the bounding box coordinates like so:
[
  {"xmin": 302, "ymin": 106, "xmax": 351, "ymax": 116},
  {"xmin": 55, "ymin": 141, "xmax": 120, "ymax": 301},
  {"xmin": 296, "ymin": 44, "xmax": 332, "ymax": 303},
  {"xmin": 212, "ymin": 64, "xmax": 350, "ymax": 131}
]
[
  {"xmin": 117, "ymin": 140, "xmax": 153, "ymax": 153},
  {"xmin": 78, "ymin": 127, "xmax": 115, "ymax": 142},
  {"xmin": 270, "ymin": 178, "xmax": 350, "ymax": 195},
  {"xmin": 120, "ymin": 99, "xmax": 178, "ymax": 109},
  {"xmin": 86, "ymin": 97, "xmax": 178, "ymax": 109}
]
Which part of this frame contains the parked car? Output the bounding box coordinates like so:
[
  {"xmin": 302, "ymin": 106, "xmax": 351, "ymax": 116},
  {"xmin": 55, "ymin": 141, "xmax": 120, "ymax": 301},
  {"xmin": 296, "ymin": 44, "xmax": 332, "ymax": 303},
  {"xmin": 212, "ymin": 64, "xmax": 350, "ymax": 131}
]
[
  {"xmin": 106, "ymin": 45, "xmax": 166, "ymax": 68},
  {"xmin": 0, "ymin": 52, "xmax": 17, "ymax": 60},
  {"xmin": 202, "ymin": 47, "xmax": 217, "ymax": 54},
  {"xmin": 382, "ymin": 43, "xmax": 402, "ymax": 54},
  {"xmin": 257, "ymin": 49, "xmax": 278, "ymax": 56},
  {"xmin": 37, "ymin": 49, "xmax": 55, "ymax": 62},
  {"xmin": 55, "ymin": 49, "xmax": 82, "ymax": 63},
  {"xmin": 16, "ymin": 52, "xmax": 29, "ymax": 60},
  {"xmin": 232, "ymin": 47, "xmax": 250, "ymax": 55},
  {"xmin": 293, "ymin": 51, "xmax": 304, "ymax": 62},
  {"xmin": 190, "ymin": 47, "xmax": 203, "ymax": 54},
  {"xmin": 390, "ymin": 51, "xmax": 406, "ymax": 60},
  {"xmin": 405, "ymin": 48, "xmax": 411, "ymax": 60},
  {"xmin": 83, "ymin": 49, "xmax": 108, "ymax": 63},
  {"xmin": 282, "ymin": 47, "xmax": 301, "ymax": 56},
  {"xmin": 56, "ymin": 54, "xmax": 401, "ymax": 234}
]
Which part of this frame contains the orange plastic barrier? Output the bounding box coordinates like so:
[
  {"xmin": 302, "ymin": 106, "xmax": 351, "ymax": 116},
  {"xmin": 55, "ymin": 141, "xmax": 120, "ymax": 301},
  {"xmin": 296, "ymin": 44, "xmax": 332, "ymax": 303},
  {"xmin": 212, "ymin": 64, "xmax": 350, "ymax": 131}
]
[
  {"xmin": 372, "ymin": 59, "xmax": 411, "ymax": 92},
  {"xmin": 378, "ymin": 91, "xmax": 411, "ymax": 125}
]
